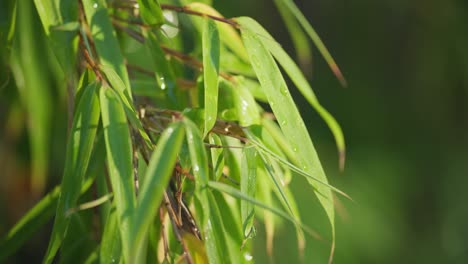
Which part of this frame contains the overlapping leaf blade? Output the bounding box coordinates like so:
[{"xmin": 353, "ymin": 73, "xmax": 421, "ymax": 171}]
[
  {"xmin": 100, "ymin": 86, "xmax": 136, "ymax": 263},
  {"xmin": 238, "ymin": 17, "xmax": 345, "ymax": 169},
  {"xmin": 238, "ymin": 16, "xmax": 336, "ymax": 254},
  {"xmin": 43, "ymin": 82, "xmax": 101, "ymax": 263},
  {"xmin": 132, "ymin": 122, "xmax": 185, "ymax": 261}
]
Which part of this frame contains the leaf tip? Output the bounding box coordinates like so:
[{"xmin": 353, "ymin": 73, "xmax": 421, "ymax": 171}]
[{"xmin": 330, "ymin": 63, "xmax": 347, "ymax": 88}]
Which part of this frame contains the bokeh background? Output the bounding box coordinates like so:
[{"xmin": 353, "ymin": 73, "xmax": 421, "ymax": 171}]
[{"xmin": 1, "ymin": 0, "xmax": 468, "ymax": 263}]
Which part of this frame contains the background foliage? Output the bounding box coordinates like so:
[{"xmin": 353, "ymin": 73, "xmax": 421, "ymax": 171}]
[{"xmin": 1, "ymin": 0, "xmax": 468, "ymax": 263}]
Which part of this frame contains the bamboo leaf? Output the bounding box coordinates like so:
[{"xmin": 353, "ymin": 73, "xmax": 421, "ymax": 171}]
[
  {"xmin": 100, "ymin": 65, "xmax": 153, "ymax": 149},
  {"xmin": 143, "ymin": 31, "xmax": 177, "ymax": 105},
  {"xmin": 238, "ymin": 17, "xmax": 336, "ymax": 252},
  {"xmin": 43, "ymin": 82, "xmax": 101, "ymax": 263},
  {"xmin": 131, "ymin": 122, "xmax": 185, "ymax": 261},
  {"xmin": 33, "ymin": 0, "xmax": 78, "ymax": 73},
  {"xmin": 273, "ymin": 0, "xmax": 312, "ymax": 71},
  {"xmin": 202, "ymin": 18, "xmax": 220, "ymax": 137},
  {"xmin": 13, "ymin": 0, "xmax": 52, "ymax": 197},
  {"xmin": 0, "ymin": 187, "xmax": 60, "ymax": 262},
  {"xmin": 100, "ymin": 86, "xmax": 136, "ymax": 263},
  {"xmin": 187, "ymin": 2, "xmax": 249, "ymax": 62},
  {"xmin": 184, "ymin": 118, "xmax": 223, "ymax": 263},
  {"xmin": 241, "ymin": 146, "xmax": 257, "ymax": 238},
  {"xmin": 208, "ymin": 181, "xmax": 315, "ymax": 236},
  {"xmin": 82, "ymin": 0, "xmax": 132, "ymax": 97},
  {"xmin": 237, "ymin": 17, "xmax": 345, "ymax": 170},
  {"xmin": 137, "ymin": 0, "xmax": 164, "ymax": 26},
  {"xmin": 99, "ymin": 206, "xmax": 122, "ymax": 263},
  {"xmin": 223, "ymin": 78, "xmax": 260, "ymax": 127},
  {"xmin": 274, "ymin": 0, "xmax": 346, "ymax": 86}
]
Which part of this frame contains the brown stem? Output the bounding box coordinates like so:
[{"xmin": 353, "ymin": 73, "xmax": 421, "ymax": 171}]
[{"xmin": 160, "ymin": 4, "xmax": 239, "ymax": 28}]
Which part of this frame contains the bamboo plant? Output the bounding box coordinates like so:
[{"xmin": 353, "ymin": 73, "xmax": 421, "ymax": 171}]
[{"xmin": 1, "ymin": 0, "xmax": 347, "ymax": 263}]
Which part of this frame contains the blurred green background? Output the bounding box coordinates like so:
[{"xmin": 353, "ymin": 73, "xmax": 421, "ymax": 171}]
[{"xmin": 1, "ymin": 0, "xmax": 468, "ymax": 263}]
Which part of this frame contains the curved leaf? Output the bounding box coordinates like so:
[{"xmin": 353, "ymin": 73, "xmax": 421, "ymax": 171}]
[{"xmin": 238, "ymin": 17, "xmax": 335, "ymax": 254}]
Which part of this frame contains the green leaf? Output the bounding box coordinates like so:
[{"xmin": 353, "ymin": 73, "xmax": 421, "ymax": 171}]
[
  {"xmin": 0, "ymin": 187, "xmax": 60, "ymax": 262},
  {"xmin": 13, "ymin": 0, "xmax": 52, "ymax": 197},
  {"xmin": 238, "ymin": 17, "xmax": 336, "ymax": 251},
  {"xmin": 273, "ymin": 0, "xmax": 312, "ymax": 71},
  {"xmin": 273, "ymin": 0, "xmax": 346, "ymax": 86},
  {"xmin": 202, "ymin": 18, "xmax": 220, "ymax": 137},
  {"xmin": 43, "ymin": 82, "xmax": 101, "ymax": 263},
  {"xmin": 100, "ymin": 86, "xmax": 136, "ymax": 263},
  {"xmin": 143, "ymin": 31, "xmax": 177, "ymax": 105},
  {"xmin": 82, "ymin": 0, "xmax": 132, "ymax": 97},
  {"xmin": 209, "ymin": 134, "xmax": 224, "ymax": 181},
  {"xmin": 100, "ymin": 65, "xmax": 153, "ymax": 149},
  {"xmin": 131, "ymin": 122, "xmax": 185, "ymax": 261},
  {"xmin": 237, "ymin": 17, "xmax": 345, "ymax": 170},
  {"xmin": 223, "ymin": 78, "xmax": 260, "ymax": 127},
  {"xmin": 241, "ymin": 145, "xmax": 257, "ymax": 238},
  {"xmin": 184, "ymin": 118, "xmax": 224, "ymax": 263},
  {"xmin": 187, "ymin": 3, "xmax": 249, "ymax": 62},
  {"xmin": 137, "ymin": 0, "xmax": 164, "ymax": 26},
  {"xmin": 208, "ymin": 181, "xmax": 315, "ymax": 236},
  {"xmin": 33, "ymin": 0, "xmax": 78, "ymax": 73},
  {"xmin": 99, "ymin": 206, "xmax": 122, "ymax": 263}
]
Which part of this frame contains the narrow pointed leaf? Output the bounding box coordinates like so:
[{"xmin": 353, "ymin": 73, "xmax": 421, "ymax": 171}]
[
  {"xmin": 273, "ymin": 0, "xmax": 312, "ymax": 70},
  {"xmin": 202, "ymin": 18, "xmax": 220, "ymax": 137},
  {"xmin": 132, "ymin": 122, "xmax": 185, "ymax": 261},
  {"xmin": 241, "ymin": 146, "xmax": 257, "ymax": 238},
  {"xmin": 274, "ymin": 0, "xmax": 346, "ymax": 86},
  {"xmin": 43, "ymin": 82, "xmax": 101, "ymax": 263},
  {"xmin": 100, "ymin": 65, "xmax": 153, "ymax": 149},
  {"xmin": 208, "ymin": 181, "xmax": 315, "ymax": 236},
  {"xmin": 184, "ymin": 118, "xmax": 223, "ymax": 263},
  {"xmin": 33, "ymin": 0, "xmax": 78, "ymax": 73},
  {"xmin": 0, "ymin": 187, "xmax": 60, "ymax": 262},
  {"xmin": 100, "ymin": 86, "xmax": 136, "ymax": 263},
  {"xmin": 187, "ymin": 3, "xmax": 249, "ymax": 62},
  {"xmin": 239, "ymin": 19, "xmax": 335, "ymax": 250},
  {"xmin": 82, "ymin": 0, "xmax": 132, "ymax": 97},
  {"xmin": 137, "ymin": 0, "xmax": 164, "ymax": 26},
  {"xmin": 238, "ymin": 17, "xmax": 345, "ymax": 169}
]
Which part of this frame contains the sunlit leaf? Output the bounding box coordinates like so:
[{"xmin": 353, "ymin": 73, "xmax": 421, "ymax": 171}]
[
  {"xmin": 100, "ymin": 86, "xmax": 136, "ymax": 263},
  {"xmin": 202, "ymin": 18, "xmax": 220, "ymax": 137},
  {"xmin": 238, "ymin": 17, "xmax": 336, "ymax": 254},
  {"xmin": 82, "ymin": 0, "xmax": 131, "ymax": 96},
  {"xmin": 274, "ymin": 0, "xmax": 347, "ymax": 86},
  {"xmin": 137, "ymin": 0, "xmax": 164, "ymax": 26},
  {"xmin": 131, "ymin": 122, "xmax": 185, "ymax": 261},
  {"xmin": 237, "ymin": 17, "xmax": 345, "ymax": 170}
]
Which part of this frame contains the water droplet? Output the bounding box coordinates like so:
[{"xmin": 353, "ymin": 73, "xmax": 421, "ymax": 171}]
[
  {"xmin": 93, "ymin": 2, "xmax": 98, "ymax": 8},
  {"xmin": 166, "ymin": 127, "xmax": 173, "ymax": 134},
  {"xmin": 244, "ymin": 253, "xmax": 253, "ymax": 261},
  {"xmin": 193, "ymin": 165, "xmax": 200, "ymax": 172},
  {"xmin": 292, "ymin": 147, "xmax": 298, "ymax": 152},
  {"xmin": 159, "ymin": 77, "xmax": 166, "ymax": 90},
  {"xmin": 280, "ymin": 120, "xmax": 287, "ymax": 126},
  {"xmin": 302, "ymin": 165, "xmax": 308, "ymax": 170},
  {"xmin": 280, "ymin": 88, "xmax": 288, "ymax": 95}
]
